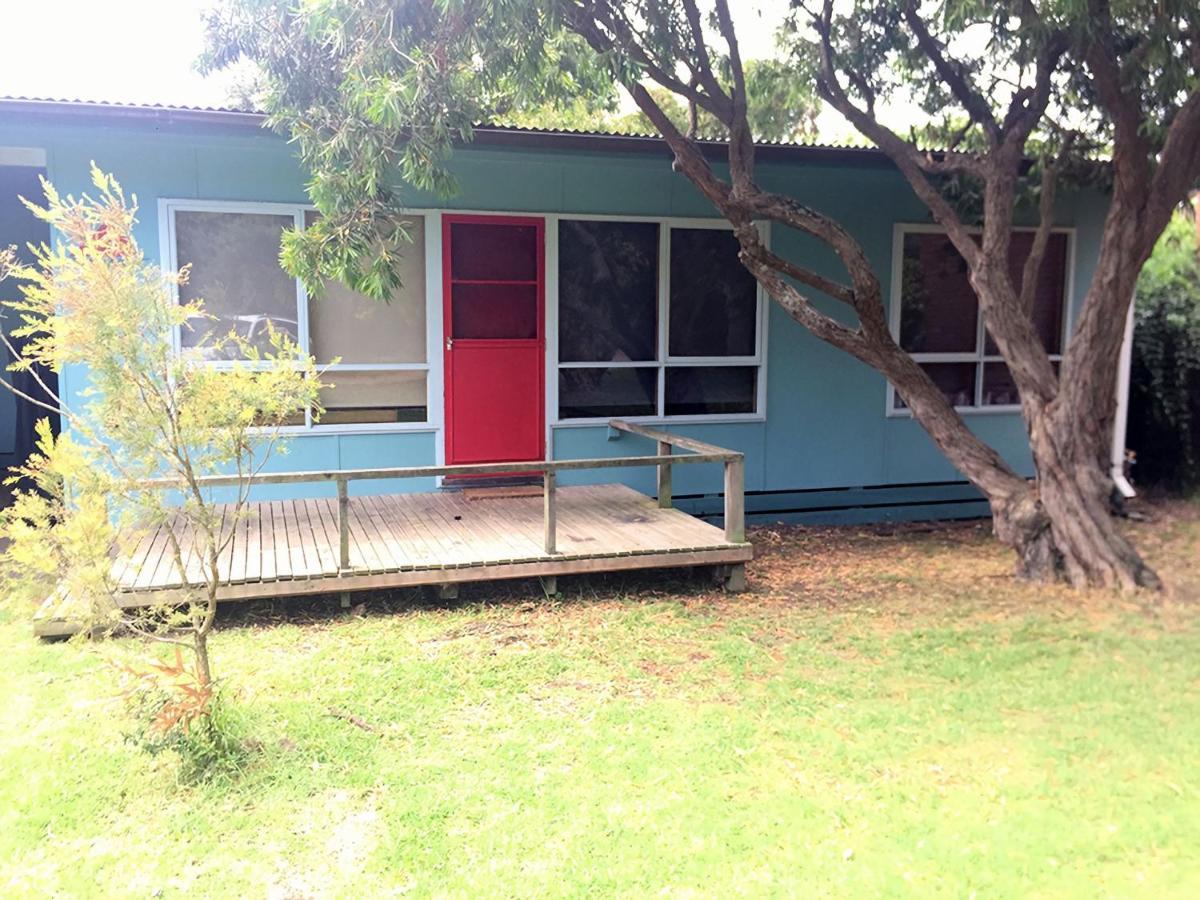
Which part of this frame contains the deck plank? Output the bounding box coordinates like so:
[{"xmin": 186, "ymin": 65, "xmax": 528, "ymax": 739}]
[
  {"xmin": 247, "ymin": 504, "xmax": 264, "ymax": 583},
  {"xmin": 377, "ymin": 494, "xmax": 442, "ymax": 568},
  {"xmin": 302, "ymin": 498, "xmax": 338, "ymax": 576},
  {"xmin": 348, "ymin": 497, "xmax": 388, "ymax": 573},
  {"xmin": 362, "ymin": 495, "xmax": 416, "ymax": 570},
  {"xmin": 284, "ymin": 500, "xmax": 312, "ymax": 577}
]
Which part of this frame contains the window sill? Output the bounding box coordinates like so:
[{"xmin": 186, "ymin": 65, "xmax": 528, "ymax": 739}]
[
  {"xmin": 553, "ymin": 414, "xmax": 766, "ymax": 428},
  {"xmin": 886, "ymin": 405, "xmax": 1024, "ymax": 419},
  {"xmin": 255, "ymin": 424, "xmax": 439, "ymax": 437}
]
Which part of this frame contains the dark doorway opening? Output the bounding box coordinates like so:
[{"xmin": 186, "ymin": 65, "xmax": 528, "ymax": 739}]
[{"xmin": 1, "ymin": 160, "xmax": 57, "ymax": 504}]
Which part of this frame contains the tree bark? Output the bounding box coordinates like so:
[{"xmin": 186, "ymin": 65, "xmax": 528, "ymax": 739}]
[{"xmin": 992, "ymin": 417, "xmax": 1160, "ymax": 589}]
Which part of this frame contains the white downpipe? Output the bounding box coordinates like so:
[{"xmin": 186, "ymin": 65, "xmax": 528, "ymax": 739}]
[{"xmin": 1111, "ymin": 300, "xmax": 1137, "ymax": 498}]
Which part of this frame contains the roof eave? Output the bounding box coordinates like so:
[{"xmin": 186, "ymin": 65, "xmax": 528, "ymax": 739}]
[{"xmin": 0, "ymin": 96, "xmax": 896, "ymax": 167}]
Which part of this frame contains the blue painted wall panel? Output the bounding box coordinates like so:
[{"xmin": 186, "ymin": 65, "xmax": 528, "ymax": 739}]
[{"xmin": 0, "ymin": 114, "xmax": 1108, "ymax": 520}]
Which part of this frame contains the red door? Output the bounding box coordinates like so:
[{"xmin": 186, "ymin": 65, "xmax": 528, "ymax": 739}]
[{"xmin": 443, "ymin": 214, "xmax": 545, "ymax": 466}]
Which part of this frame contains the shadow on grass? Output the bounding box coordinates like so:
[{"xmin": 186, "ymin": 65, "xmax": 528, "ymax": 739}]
[{"xmin": 212, "ymin": 564, "xmax": 727, "ymax": 634}]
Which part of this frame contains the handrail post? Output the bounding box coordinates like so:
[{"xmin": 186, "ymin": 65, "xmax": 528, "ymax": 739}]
[
  {"xmin": 723, "ymin": 456, "xmax": 745, "ymax": 544},
  {"xmin": 543, "ymin": 469, "xmax": 557, "ymax": 555},
  {"xmin": 337, "ymin": 476, "xmax": 350, "ymax": 572},
  {"xmin": 657, "ymin": 441, "xmax": 672, "ymax": 509}
]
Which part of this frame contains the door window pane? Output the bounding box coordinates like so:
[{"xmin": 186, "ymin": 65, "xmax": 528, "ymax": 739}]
[
  {"xmin": 451, "ymin": 283, "xmax": 538, "ymax": 339},
  {"xmin": 558, "ymin": 219, "xmax": 658, "ymax": 362},
  {"xmin": 665, "ymin": 366, "xmax": 756, "ymax": 416},
  {"xmin": 307, "ymin": 213, "xmax": 426, "ymax": 364},
  {"xmin": 894, "ymin": 362, "xmax": 977, "ymax": 410},
  {"xmin": 316, "ymin": 371, "xmax": 427, "ymax": 425},
  {"xmin": 175, "ymin": 211, "xmax": 298, "ymax": 358},
  {"xmin": 450, "ymin": 222, "xmax": 538, "ymax": 281},
  {"xmin": 668, "ymin": 228, "xmax": 758, "ymax": 357},
  {"xmin": 899, "ymin": 233, "xmax": 978, "ymax": 353},
  {"xmin": 559, "ymin": 367, "xmax": 657, "ymax": 419}
]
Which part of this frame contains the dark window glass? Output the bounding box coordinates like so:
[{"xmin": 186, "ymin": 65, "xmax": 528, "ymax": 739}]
[
  {"xmin": 665, "ymin": 366, "xmax": 756, "ymax": 416},
  {"xmin": 668, "ymin": 228, "xmax": 758, "ymax": 357},
  {"xmin": 981, "ymin": 362, "xmax": 1018, "ymax": 407},
  {"xmin": 985, "ymin": 232, "xmax": 1069, "ymax": 354},
  {"xmin": 558, "ymin": 219, "xmax": 659, "ymax": 362},
  {"xmin": 894, "ymin": 362, "xmax": 977, "ymax": 410},
  {"xmin": 175, "ymin": 211, "xmax": 298, "ymax": 359},
  {"xmin": 451, "ymin": 283, "xmax": 538, "ymax": 339},
  {"xmin": 980, "ymin": 359, "xmax": 1061, "ymax": 407},
  {"xmin": 899, "ymin": 233, "xmax": 978, "ymax": 353},
  {"xmin": 558, "ymin": 367, "xmax": 657, "ymax": 419},
  {"xmin": 450, "ymin": 222, "xmax": 537, "ymax": 282}
]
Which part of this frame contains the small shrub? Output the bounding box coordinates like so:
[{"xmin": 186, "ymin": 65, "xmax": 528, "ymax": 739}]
[{"xmin": 118, "ymin": 650, "xmax": 252, "ymax": 785}]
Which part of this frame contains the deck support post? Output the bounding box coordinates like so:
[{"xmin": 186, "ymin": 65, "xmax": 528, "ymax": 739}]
[
  {"xmin": 337, "ymin": 476, "xmax": 350, "ymax": 572},
  {"xmin": 340, "ymin": 592, "xmax": 351, "ymax": 609},
  {"xmin": 724, "ymin": 563, "xmax": 747, "ymax": 592},
  {"xmin": 543, "ymin": 470, "xmax": 557, "ymax": 555},
  {"xmin": 657, "ymin": 441, "xmax": 673, "ymax": 509},
  {"xmin": 540, "ymin": 575, "xmax": 559, "ymax": 597},
  {"xmin": 723, "ymin": 457, "xmax": 745, "ymax": 544}
]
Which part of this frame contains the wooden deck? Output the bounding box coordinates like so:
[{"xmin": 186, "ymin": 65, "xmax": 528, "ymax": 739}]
[{"xmin": 34, "ymin": 483, "xmax": 752, "ymax": 636}]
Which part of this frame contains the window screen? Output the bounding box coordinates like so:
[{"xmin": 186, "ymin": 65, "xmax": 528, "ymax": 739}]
[
  {"xmin": 899, "ymin": 233, "xmax": 978, "ymax": 354},
  {"xmin": 665, "ymin": 366, "xmax": 757, "ymax": 416},
  {"xmin": 668, "ymin": 228, "xmax": 758, "ymax": 357},
  {"xmin": 558, "ymin": 219, "xmax": 659, "ymax": 362},
  {"xmin": 558, "ymin": 367, "xmax": 657, "ymax": 419},
  {"xmin": 176, "ymin": 211, "xmax": 299, "ymax": 359},
  {"xmin": 895, "ymin": 229, "xmax": 1070, "ymax": 411},
  {"xmin": 317, "ymin": 370, "xmax": 428, "ymax": 425},
  {"xmin": 554, "ymin": 220, "xmax": 763, "ymax": 420},
  {"xmin": 306, "ymin": 213, "xmax": 427, "ymax": 364}
]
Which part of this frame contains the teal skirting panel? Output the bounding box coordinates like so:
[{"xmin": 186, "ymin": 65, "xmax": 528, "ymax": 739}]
[{"xmin": 676, "ymin": 481, "xmax": 991, "ymax": 527}]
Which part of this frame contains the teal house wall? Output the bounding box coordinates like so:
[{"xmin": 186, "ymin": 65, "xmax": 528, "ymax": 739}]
[{"xmin": 0, "ymin": 100, "xmax": 1109, "ymax": 524}]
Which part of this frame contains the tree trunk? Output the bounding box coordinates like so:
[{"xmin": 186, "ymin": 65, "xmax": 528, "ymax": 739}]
[
  {"xmin": 990, "ymin": 423, "xmax": 1161, "ymax": 590},
  {"xmin": 193, "ymin": 632, "xmax": 213, "ymax": 687}
]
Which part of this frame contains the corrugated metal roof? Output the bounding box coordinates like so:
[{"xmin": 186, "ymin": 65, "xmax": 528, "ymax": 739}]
[{"xmin": 0, "ymin": 95, "xmax": 891, "ymax": 163}]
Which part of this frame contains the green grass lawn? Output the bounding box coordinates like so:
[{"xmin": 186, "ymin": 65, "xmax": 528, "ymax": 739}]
[{"xmin": 3, "ymin": 501, "xmax": 1200, "ymax": 897}]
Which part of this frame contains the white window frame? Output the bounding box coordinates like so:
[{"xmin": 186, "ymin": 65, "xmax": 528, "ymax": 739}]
[
  {"xmin": 886, "ymin": 222, "xmax": 1076, "ymax": 417},
  {"xmin": 159, "ymin": 198, "xmax": 439, "ymax": 435},
  {"xmin": 547, "ymin": 213, "xmax": 770, "ymax": 427}
]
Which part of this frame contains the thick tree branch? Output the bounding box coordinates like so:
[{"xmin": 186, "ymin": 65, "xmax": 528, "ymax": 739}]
[
  {"xmin": 903, "ymin": 0, "xmax": 999, "ymax": 143},
  {"xmin": 568, "ymin": 0, "xmax": 726, "ymax": 121},
  {"xmin": 679, "ymin": 0, "xmax": 729, "ymax": 112},
  {"xmin": 811, "ymin": 1, "xmax": 980, "ymax": 268},
  {"xmin": 712, "ymin": 0, "xmax": 755, "ymax": 190},
  {"xmin": 1019, "ymin": 140, "xmax": 1071, "ymax": 313},
  {"xmin": 740, "ymin": 240, "xmax": 855, "ymax": 307},
  {"xmin": 1144, "ymin": 87, "xmax": 1200, "ymax": 254},
  {"xmin": 1082, "ymin": 0, "xmax": 1151, "ymax": 193}
]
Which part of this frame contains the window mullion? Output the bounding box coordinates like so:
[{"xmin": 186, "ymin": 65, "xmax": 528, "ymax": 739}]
[{"xmin": 657, "ymin": 221, "xmax": 670, "ymax": 416}]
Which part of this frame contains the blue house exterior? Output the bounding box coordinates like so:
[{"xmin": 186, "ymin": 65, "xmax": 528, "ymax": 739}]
[{"xmin": 0, "ymin": 97, "xmax": 1123, "ymax": 525}]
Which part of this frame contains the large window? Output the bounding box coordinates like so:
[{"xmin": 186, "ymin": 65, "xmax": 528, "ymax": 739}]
[
  {"xmin": 891, "ymin": 227, "xmax": 1070, "ymax": 412},
  {"xmin": 168, "ymin": 202, "xmax": 429, "ymax": 429},
  {"xmin": 556, "ymin": 219, "xmax": 764, "ymax": 421}
]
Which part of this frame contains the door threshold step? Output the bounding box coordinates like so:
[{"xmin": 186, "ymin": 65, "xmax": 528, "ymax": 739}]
[{"xmin": 442, "ymin": 475, "xmax": 543, "ymax": 493}]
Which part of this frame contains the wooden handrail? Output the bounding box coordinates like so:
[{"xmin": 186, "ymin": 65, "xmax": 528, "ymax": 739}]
[
  {"xmin": 605, "ymin": 419, "xmax": 745, "ymax": 544},
  {"xmin": 606, "ymin": 419, "xmax": 736, "ymax": 457},
  {"xmin": 133, "ymin": 451, "xmax": 735, "ymax": 490},
  {"xmin": 137, "ymin": 419, "xmax": 748, "ymax": 571}
]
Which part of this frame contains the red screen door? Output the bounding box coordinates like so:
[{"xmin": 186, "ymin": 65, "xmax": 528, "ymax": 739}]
[{"xmin": 443, "ymin": 214, "xmax": 545, "ymax": 466}]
